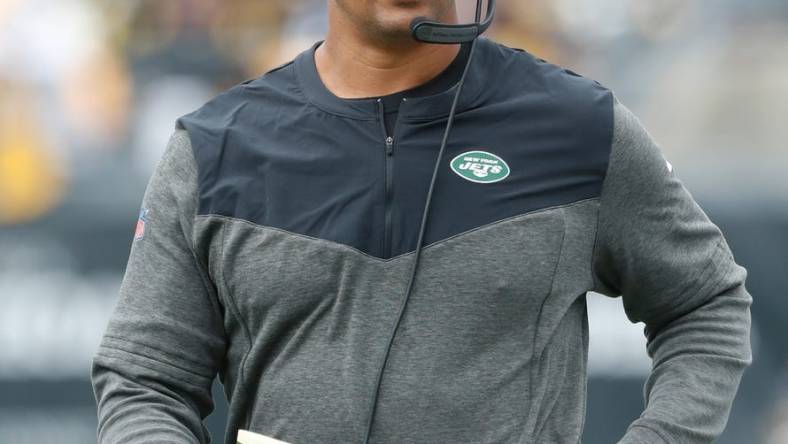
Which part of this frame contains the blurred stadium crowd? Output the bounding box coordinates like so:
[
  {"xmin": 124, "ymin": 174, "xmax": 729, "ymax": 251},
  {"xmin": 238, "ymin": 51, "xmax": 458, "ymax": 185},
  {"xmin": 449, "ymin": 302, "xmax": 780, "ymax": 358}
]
[{"xmin": 0, "ymin": 1, "xmax": 786, "ymax": 443}]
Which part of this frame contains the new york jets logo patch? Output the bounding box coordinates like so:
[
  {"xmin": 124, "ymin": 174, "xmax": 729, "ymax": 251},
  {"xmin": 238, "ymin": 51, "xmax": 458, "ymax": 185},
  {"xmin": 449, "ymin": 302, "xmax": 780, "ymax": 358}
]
[{"xmin": 450, "ymin": 150, "xmax": 510, "ymax": 184}]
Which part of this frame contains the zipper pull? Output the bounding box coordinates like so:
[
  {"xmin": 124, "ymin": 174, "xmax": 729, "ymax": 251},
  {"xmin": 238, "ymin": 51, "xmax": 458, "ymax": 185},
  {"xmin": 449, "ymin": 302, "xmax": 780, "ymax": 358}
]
[{"xmin": 385, "ymin": 136, "xmax": 394, "ymax": 156}]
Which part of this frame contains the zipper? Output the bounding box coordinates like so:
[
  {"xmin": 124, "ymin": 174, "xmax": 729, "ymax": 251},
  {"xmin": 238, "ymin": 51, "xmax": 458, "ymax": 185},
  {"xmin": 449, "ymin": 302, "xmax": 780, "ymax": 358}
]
[{"xmin": 377, "ymin": 99, "xmax": 396, "ymax": 259}]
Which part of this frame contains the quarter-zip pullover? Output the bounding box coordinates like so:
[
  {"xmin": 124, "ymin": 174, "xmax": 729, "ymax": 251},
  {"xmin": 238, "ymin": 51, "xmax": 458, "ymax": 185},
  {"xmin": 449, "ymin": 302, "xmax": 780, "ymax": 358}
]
[{"xmin": 91, "ymin": 37, "xmax": 752, "ymax": 444}]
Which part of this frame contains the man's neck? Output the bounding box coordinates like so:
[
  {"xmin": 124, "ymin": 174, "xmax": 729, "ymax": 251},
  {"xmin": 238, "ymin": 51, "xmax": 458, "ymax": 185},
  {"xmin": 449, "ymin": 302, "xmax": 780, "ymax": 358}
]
[{"xmin": 315, "ymin": 12, "xmax": 462, "ymax": 99}]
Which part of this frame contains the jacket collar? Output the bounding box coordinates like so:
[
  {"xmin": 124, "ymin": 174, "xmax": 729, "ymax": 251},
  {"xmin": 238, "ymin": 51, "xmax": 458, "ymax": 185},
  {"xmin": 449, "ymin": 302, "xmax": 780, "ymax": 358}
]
[{"xmin": 294, "ymin": 38, "xmax": 490, "ymax": 121}]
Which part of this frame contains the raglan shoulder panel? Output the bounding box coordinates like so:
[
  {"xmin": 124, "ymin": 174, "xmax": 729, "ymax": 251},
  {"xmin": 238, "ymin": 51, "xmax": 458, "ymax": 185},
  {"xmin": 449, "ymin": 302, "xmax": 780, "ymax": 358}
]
[
  {"xmin": 479, "ymin": 40, "xmax": 615, "ymax": 205},
  {"xmin": 174, "ymin": 60, "xmax": 305, "ymax": 219}
]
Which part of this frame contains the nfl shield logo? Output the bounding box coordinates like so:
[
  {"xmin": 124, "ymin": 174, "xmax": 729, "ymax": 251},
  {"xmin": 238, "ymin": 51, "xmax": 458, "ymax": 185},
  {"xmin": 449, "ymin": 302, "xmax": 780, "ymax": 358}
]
[{"xmin": 134, "ymin": 207, "xmax": 148, "ymax": 241}]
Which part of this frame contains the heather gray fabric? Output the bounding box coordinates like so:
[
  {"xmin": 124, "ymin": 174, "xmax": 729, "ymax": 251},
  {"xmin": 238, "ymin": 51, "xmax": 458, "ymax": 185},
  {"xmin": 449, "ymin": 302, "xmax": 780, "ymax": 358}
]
[
  {"xmin": 91, "ymin": 98, "xmax": 752, "ymax": 444},
  {"xmin": 595, "ymin": 99, "xmax": 752, "ymax": 443}
]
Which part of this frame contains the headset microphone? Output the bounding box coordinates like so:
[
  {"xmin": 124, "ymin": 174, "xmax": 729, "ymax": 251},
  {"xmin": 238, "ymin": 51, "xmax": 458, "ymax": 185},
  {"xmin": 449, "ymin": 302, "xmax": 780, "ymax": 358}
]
[
  {"xmin": 361, "ymin": 1, "xmax": 496, "ymax": 443},
  {"xmin": 410, "ymin": 0, "xmax": 496, "ymax": 44}
]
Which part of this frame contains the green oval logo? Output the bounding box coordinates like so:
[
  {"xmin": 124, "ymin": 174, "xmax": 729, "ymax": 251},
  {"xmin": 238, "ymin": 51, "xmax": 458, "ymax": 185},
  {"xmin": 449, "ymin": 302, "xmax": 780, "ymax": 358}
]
[{"xmin": 449, "ymin": 150, "xmax": 510, "ymax": 184}]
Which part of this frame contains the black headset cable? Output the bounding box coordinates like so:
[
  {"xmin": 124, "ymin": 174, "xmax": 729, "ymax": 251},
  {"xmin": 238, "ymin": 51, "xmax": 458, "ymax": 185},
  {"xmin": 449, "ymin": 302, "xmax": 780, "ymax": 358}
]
[{"xmin": 360, "ymin": 35, "xmax": 481, "ymax": 444}]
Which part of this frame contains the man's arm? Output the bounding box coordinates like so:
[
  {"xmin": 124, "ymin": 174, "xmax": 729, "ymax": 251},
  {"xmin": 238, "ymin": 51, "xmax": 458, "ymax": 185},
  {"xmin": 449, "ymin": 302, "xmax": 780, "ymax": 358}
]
[
  {"xmin": 91, "ymin": 128, "xmax": 226, "ymax": 443},
  {"xmin": 591, "ymin": 97, "xmax": 753, "ymax": 443}
]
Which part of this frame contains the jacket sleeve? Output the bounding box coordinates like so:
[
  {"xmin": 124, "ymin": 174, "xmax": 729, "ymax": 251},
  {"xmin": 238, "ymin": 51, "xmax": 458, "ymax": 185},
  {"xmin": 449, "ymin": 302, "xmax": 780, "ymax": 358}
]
[
  {"xmin": 591, "ymin": 97, "xmax": 753, "ymax": 443},
  {"xmin": 91, "ymin": 128, "xmax": 226, "ymax": 443}
]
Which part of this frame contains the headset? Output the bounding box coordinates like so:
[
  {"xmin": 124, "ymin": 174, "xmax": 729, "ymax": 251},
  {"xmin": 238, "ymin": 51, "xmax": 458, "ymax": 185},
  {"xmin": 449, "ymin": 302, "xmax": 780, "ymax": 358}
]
[
  {"xmin": 360, "ymin": 1, "xmax": 496, "ymax": 443},
  {"xmin": 411, "ymin": 0, "xmax": 496, "ymax": 44}
]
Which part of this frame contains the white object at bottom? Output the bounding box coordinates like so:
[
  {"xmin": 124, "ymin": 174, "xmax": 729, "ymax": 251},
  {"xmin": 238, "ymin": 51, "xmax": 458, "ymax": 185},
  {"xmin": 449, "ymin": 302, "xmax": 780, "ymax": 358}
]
[{"xmin": 236, "ymin": 429, "xmax": 293, "ymax": 444}]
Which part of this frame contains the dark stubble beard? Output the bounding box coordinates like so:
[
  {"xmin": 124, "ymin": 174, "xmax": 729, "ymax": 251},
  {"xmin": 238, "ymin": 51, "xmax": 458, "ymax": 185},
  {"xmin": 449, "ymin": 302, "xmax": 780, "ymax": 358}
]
[{"xmin": 334, "ymin": 0, "xmax": 456, "ymax": 48}]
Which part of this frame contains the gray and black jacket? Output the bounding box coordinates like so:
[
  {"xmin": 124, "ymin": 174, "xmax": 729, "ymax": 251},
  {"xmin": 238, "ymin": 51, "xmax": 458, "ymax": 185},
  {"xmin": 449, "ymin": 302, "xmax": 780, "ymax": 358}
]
[{"xmin": 91, "ymin": 37, "xmax": 753, "ymax": 444}]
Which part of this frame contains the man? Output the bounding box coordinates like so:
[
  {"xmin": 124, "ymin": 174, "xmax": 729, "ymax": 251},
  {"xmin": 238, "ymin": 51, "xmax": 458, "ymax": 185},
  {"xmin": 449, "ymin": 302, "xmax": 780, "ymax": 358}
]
[{"xmin": 91, "ymin": 1, "xmax": 753, "ymax": 443}]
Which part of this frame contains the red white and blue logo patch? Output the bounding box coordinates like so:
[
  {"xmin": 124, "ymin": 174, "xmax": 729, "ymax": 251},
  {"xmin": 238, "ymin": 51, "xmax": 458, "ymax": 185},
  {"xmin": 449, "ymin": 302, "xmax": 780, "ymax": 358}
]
[{"xmin": 134, "ymin": 207, "xmax": 148, "ymax": 241}]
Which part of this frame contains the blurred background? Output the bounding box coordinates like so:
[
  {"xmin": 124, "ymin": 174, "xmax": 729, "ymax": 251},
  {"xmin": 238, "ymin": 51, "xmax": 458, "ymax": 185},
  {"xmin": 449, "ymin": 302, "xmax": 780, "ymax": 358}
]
[{"xmin": 1, "ymin": 0, "xmax": 786, "ymax": 442}]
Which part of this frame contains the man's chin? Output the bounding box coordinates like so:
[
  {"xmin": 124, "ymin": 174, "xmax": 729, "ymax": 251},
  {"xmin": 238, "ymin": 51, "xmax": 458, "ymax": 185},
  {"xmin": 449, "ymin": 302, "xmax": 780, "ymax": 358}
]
[
  {"xmin": 368, "ymin": 16, "xmax": 422, "ymax": 45},
  {"xmin": 356, "ymin": 0, "xmax": 454, "ymax": 46},
  {"xmin": 377, "ymin": 0, "xmax": 449, "ymax": 30},
  {"xmin": 381, "ymin": 15, "xmax": 442, "ymax": 38}
]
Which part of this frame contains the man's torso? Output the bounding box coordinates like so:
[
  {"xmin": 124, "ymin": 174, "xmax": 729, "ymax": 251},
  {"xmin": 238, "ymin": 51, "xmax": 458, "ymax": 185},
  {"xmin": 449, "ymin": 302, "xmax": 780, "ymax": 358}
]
[{"xmin": 176, "ymin": 36, "xmax": 613, "ymax": 443}]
